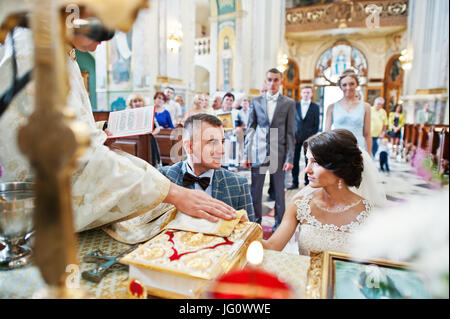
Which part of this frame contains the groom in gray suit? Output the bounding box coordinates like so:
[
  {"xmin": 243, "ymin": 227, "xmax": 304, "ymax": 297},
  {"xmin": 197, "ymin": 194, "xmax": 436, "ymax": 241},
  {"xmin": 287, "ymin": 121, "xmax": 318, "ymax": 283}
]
[
  {"xmin": 243, "ymin": 68, "xmax": 296, "ymax": 231},
  {"xmin": 159, "ymin": 114, "xmax": 255, "ymax": 222}
]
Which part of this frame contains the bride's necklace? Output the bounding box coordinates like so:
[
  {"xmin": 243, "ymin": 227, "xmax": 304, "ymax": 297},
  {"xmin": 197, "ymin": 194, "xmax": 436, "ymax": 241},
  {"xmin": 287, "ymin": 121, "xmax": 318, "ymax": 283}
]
[{"xmin": 312, "ymin": 198, "xmax": 362, "ymax": 213}]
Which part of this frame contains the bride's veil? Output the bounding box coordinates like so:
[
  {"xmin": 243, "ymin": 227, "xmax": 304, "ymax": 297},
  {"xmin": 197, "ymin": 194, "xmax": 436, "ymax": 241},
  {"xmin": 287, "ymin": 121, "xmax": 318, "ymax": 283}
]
[{"xmin": 352, "ymin": 149, "xmax": 387, "ymax": 208}]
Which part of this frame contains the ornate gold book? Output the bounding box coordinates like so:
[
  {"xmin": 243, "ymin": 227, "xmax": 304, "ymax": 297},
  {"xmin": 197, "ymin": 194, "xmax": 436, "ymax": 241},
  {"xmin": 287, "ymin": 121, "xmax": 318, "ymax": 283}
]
[{"xmin": 120, "ymin": 220, "xmax": 262, "ymax": 299}]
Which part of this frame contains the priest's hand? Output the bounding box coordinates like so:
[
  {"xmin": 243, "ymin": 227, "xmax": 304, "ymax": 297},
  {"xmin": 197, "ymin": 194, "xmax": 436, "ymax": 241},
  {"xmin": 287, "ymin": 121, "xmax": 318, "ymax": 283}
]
[
  {"xmin": 103, "ymin": 129, "xmax": 120, "ymax": 150},
  {"xmin": 163, "ymin": 183, "xmax": 236, "ymax": 223}
]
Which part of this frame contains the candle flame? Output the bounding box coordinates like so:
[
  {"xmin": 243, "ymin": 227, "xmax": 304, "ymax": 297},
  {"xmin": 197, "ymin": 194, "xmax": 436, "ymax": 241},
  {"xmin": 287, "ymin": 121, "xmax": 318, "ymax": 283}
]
[{"xmin": 246, "ymin": 241, "xmax": 264, "ymax": 266}]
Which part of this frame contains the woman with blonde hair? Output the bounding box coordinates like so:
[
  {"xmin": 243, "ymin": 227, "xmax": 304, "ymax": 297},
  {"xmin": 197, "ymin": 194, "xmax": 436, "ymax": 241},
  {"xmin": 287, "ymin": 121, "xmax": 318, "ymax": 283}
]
[
  {"xmin": 127, "ymin": 92, "xmax": 146, "ymax": 109},
  {"xmin": 184, "ymin": 94, "xmax": 208, "ymax": 120},
  {"xmin": 325, "ymin": 69, "xmax": 372, "ymax": 155}
]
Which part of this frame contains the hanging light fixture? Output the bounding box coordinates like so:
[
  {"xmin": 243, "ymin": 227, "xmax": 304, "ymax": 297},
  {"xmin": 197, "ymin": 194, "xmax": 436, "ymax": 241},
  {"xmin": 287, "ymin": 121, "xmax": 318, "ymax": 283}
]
[
  {"xmin": 399, "ymin": 49, "xmax": 412, "ymax": 71},
  {"xmin": 167, "ymin": 24, "xmax": 183, "ymax": 52},
  {"xmin": 278, "ymin": 54, "xmax": 289, "ymax": 73}
]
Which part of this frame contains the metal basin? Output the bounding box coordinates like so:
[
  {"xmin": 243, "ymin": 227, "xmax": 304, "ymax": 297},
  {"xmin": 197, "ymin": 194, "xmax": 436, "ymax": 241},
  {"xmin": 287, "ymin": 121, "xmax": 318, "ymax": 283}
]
[{"xmin": 0, "ymin": 182, "xmax": 35, "ymax": 269}]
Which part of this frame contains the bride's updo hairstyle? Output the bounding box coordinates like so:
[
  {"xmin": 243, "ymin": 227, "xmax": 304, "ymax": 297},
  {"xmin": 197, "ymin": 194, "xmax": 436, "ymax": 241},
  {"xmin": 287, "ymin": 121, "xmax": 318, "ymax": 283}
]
[
  {"xmin": 303, "ymin": 129, "xmax": 364, "ymax": 187},
  {"xmin": 337, "ymin": 69, "xmax": 360, "ymax": 88}
]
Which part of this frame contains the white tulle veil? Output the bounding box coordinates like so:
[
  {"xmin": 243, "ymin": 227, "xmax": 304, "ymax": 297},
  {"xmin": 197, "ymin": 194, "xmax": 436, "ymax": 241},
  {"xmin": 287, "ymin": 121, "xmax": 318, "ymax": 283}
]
[{"xmin": 293, "ymin": 148, "xmax": 388, "ymax": 208}]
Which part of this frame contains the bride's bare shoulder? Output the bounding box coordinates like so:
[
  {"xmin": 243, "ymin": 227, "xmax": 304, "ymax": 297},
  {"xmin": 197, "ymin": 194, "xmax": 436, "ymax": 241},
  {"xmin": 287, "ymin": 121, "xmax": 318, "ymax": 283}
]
[{"xmin": 290, "ymin": 188, "xmax": 320, "ymax": 204}]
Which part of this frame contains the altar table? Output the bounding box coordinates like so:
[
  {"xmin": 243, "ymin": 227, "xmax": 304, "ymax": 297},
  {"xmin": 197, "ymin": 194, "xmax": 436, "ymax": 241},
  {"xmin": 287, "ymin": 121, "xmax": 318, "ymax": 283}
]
[{"xmin": 0, "ymin": 229, "xmax": 310, "ymax": 299}]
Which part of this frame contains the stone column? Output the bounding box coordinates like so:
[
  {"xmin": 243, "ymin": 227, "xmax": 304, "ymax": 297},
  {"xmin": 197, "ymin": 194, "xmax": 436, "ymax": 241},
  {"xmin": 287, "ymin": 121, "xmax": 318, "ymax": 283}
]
[{"xmin": 402, "ymin": 0, "xmax": 449, "ymax": 124}]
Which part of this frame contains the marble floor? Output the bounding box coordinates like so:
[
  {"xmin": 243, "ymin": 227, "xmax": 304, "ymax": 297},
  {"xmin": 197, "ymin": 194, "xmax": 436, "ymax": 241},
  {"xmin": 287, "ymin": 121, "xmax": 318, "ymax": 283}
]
[{"xmin": 237, "ymin": 157, "xmax": 447, "ymax": 255}]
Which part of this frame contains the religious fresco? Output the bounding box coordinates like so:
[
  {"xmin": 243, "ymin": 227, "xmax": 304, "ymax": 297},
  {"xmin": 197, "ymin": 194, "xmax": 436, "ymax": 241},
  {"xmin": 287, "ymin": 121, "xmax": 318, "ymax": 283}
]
[
  {"xmin": 216, "ymin": 0, "xmax": 236, "ymax": 15},
  {"xmin": 107, "ymin": 31, "xmax": 133, "ymax": 110},
  {"xmin": 217, "ymin": 21, "xmax": 236, "ymax": 92},
  {"xmin": 315, "ymin": 43, "xmax": 368, "ymax": 86}
]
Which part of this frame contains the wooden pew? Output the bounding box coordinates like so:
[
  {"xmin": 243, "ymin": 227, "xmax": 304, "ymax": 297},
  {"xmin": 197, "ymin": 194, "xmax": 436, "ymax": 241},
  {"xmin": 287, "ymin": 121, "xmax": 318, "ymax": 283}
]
[
  {"xmin": 109, "ymin": 134, "xmax": 153, "ymax": 164},
  {"xmin": 93, "ymin": 111, "xmax": 154, "ymax": 164},
  {"xmin": 154, "ymin": 128, "xmax": 185, "ymax": 165},
  {"xmin": 427, "ymin": 126, "xmax": 441, "ymax": 159},
  {"xmin": 438, "ymin": 127, "xmax": 449, "ymax": 174},
  {"xmin": 418, "ymin": 125, "xmax": 430, "ymax": 150},
  {"xmin": 402, "ymin": 124, "xmax": 413, "ymax": 161}
]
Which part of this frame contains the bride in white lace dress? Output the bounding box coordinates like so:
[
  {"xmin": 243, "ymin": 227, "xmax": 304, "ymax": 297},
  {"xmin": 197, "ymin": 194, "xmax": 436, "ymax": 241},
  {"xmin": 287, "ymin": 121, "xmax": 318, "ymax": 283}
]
[{"xmin": 263, "ymin": 129, "xmax": 384, "ymax": 256}]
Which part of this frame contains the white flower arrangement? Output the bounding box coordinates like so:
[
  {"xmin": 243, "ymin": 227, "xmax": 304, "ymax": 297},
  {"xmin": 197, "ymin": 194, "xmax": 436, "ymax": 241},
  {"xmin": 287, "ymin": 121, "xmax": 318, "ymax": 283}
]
[{"xmin": 350, "ymin": 187, "xmax": 449, "ymax": 298}]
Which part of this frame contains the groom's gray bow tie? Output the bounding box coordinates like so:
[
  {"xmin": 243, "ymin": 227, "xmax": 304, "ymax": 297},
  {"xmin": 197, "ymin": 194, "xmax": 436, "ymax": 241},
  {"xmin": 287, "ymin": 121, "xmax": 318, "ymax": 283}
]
[{"xmin": 267, "ymin": 95, "xmax": 277, "ymax": 102}]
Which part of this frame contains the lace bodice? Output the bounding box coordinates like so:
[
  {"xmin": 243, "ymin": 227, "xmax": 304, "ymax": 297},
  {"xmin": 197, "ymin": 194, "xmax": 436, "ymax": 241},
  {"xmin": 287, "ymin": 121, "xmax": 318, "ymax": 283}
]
[{"xmin": 295, "ymin": 193, "xmax": 372, "ymax": 256}]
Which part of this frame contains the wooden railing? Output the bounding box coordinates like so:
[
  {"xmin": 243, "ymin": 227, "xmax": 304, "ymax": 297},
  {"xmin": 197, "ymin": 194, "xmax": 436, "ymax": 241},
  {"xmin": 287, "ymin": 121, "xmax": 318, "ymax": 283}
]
[
  {"xmin": 286, "ymin": 0, "xmax": 408, "ymax": 33},
  {"xmin": 194, "ymin": 37, "xmax": 211, "ymax": 56}
]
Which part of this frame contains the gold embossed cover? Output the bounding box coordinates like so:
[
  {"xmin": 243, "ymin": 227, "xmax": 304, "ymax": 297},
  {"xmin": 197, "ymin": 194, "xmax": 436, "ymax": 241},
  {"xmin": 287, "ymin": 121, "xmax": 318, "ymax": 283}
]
[{"xmin": 120, "ymin": 221, "xmax": 262, "ymax": 298}]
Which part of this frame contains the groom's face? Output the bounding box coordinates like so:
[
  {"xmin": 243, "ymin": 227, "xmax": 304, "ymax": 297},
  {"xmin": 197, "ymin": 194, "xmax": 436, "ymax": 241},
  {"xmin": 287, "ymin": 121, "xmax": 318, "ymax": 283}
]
[
  {"xmin": 265, "ymin": 72, "xmax": 282, "ymax": 95},
  {"xmin": 184, "ymin": 122, "xmax": 225, "ymax": 170}
]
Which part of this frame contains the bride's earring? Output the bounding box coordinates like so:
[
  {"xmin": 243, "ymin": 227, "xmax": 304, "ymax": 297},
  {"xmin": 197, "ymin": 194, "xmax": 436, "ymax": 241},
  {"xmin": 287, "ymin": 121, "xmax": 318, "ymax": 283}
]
[{"xmin": 338, "ymin": 179, "xmax": 343, "ymax": 190}]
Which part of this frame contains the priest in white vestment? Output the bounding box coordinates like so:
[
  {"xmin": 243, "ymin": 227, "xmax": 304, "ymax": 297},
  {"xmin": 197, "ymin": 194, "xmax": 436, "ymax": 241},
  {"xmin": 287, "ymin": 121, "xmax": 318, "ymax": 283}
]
[{"xmin": 0, "ymin": 27, "xmax": 235, "ymax": 233}]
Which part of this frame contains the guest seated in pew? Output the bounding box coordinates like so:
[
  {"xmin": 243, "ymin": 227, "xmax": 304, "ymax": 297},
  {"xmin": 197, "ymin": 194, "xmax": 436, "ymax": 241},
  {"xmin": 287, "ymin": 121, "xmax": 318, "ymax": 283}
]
[
  {"xmin": 158, "ymin": 113, "xmax": 256, "ymax": 222},
  {"xmin": 262, "ymin": 129, "xmax": 386, "ymax": 256},
  {"xmin": 154, "ymin": 92, "xmax": 174, "ymax": 129}
]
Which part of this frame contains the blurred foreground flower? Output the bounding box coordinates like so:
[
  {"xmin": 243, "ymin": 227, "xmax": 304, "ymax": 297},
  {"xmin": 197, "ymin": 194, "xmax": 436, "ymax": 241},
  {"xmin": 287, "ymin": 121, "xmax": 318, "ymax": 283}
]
[
  {"xmin": 351, "ymin": 189, "xmax": 449, "ymax": 298},
  {"xmin": 412, "ymin": 148, "xmax": 448, "ymax": 188}
]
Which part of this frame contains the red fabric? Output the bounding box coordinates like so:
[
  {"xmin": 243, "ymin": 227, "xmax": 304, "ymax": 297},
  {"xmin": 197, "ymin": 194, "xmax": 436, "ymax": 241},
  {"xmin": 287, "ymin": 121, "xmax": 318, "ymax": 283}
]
[{"xmin": 210, "ymin": 267, "xmax": 291, "ymax": 299}]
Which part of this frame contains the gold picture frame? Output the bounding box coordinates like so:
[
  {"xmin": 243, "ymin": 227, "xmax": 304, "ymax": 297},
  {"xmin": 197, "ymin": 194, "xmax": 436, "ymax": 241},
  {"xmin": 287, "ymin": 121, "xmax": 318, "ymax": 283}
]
[
  {"xmin": 217, "ymin": 112, "xmax": 233, "ymax": 131},
  {"xmin": 306, "ymin": 251, "xmax": 432, "ymax": 299}
]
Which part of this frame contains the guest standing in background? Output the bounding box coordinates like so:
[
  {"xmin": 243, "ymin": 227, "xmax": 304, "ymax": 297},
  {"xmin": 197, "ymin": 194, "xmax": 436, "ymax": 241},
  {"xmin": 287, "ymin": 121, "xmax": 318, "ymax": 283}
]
[
  {"xmin": 164, "ymin": 87, "xmax": 182, "ymax": 126},
  {"xmin": 325, "ymin": 69, "xmax": 372, "ymax": 155},
  {"xmin": 388, "ymin": 104, "xmax": 405, "ymax": 157},
  {"xmin": 232, "ymin": 97, "xmax": 249, "ymax": 169},
  {"xmin": 288, "ymin": 85, "xmax": 320, "ymax": 190},
  {"xmin": 154, "ymin": 92, "xmax": 174, "ymax": 129},
  {"xmin": 416, "ymin": 103, "xmax": 435, "ymax": 125},
  {"xmin": 175, "ymin": 94, "xmax": 185, "ymax": 117},
  {"xmin": 243, "ymin": 68, "xmax": 296, "ymax": 232},
  {"xmin": 370, "ymin": 97, "xmax": 388, "ymax": 158},
  {"xmin": 201, "ymin": 94, "xmax": 212, "ymax": 114}
]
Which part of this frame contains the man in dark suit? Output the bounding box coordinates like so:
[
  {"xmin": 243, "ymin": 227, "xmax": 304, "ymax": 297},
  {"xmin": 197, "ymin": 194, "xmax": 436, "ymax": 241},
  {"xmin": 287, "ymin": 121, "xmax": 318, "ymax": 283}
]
[
  {"xmin": 159, "ymin": 113, "xmax": 255, "ymax": 222},
  {"xmin": 243, "ymin": 68, "xmax": 296, "ymax": 232},
  {"xmin": 288, "ymin": 85, "xmax": 320, "ymax": 189}
]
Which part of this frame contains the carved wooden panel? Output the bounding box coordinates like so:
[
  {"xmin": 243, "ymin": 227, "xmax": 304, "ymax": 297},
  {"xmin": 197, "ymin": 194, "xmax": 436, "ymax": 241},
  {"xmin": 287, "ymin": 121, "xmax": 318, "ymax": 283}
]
[{"xmin": 286, "ymin": 0, "xmax": 408, "ymax": 33}]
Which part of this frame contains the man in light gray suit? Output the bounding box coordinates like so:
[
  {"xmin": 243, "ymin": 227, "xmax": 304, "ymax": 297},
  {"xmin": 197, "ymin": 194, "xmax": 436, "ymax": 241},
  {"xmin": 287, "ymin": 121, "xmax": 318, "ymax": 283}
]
[{"xmin": 243, "ymin": 68, "xmax": 296, "ymax": 232}]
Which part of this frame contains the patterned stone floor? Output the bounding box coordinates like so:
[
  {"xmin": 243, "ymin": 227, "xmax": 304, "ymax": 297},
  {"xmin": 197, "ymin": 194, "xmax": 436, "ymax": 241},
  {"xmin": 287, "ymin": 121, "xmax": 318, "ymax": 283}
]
[{"xmin": 237, "ymin": 157, "xmax": 448, "ymax": 255}]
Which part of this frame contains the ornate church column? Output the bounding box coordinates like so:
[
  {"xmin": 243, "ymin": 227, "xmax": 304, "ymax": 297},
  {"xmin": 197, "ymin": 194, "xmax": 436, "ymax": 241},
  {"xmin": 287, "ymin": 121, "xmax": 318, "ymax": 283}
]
[
  {"xmin": 211, "ymin": 0, "xmax": 286, "ymax": 96},
  {"xmin": 131, "ymin": 7, "xmax": 154, "ymax": 100},
  {"xmin": 245, "ymin": 0, "xmax": 286, "ymax": 95},
  {"xmin": 180, "ymin": 0, "xmax": 196, "ymax": 106},
  {"xmin": 402, "ymin": 0, "xmax": 449, "ymax": 124}
]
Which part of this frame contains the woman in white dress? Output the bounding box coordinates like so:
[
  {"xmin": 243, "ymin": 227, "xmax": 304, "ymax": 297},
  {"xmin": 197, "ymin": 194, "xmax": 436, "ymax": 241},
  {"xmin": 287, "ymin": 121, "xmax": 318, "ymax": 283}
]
[
  {"xmin": 263, "ymin": 129, "xmax": 380, "ymax": 256},
  {"xmin": 325, "ymin": 69, "xmax": 372, "ymax": 155}
]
